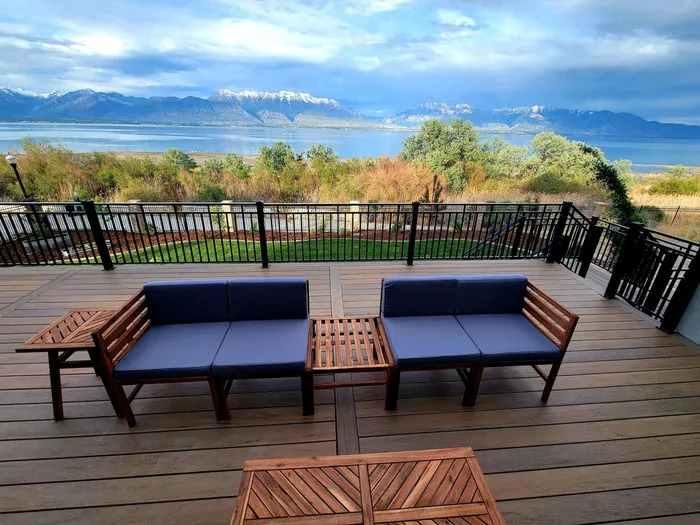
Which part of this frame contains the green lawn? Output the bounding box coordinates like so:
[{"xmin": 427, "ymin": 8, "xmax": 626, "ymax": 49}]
[{"xmin": 112, "ymin": 237, "xmax": 512, "ymax": 263}]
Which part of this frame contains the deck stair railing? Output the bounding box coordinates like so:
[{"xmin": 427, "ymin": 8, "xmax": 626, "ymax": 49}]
[{"xmin": 0, "ymin": 199, "xmax": 697, "ymax": 332}]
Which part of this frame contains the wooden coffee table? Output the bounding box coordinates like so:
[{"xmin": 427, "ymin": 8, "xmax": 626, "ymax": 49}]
[
  {"xmin": 304, "ymin": 317, "xmax": 395, "ymax": 413},
  {"xmin": 16, "ymin": 308, "xmax": 116, "ymax": 420},
  {"xmin": 231, "ymin": 447, "xmax": 505, "ymax": 524}
]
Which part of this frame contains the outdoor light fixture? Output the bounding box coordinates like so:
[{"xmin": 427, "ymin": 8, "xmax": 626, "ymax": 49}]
[{"xmin": 5, "ymin": 153, "xmax": 29, "ymax": 200}]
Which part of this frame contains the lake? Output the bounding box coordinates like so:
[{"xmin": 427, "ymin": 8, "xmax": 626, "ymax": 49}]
[{"xmin": 1, "ymin": 122, "xmax": 700, "ymax": 171}]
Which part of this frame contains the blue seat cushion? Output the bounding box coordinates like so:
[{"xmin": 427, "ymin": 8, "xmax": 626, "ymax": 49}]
[
  {"xmin": 456, "ymin": 313, "xmax": 561, "ymax": 364},
  {"xmin": 113, "ymin": 322, "xmax": 230, "ymax": 381},
  {"xmin": 455, "ymin": 274, "xmax": 528, "ymax": 315},
  {"xmin": 228, "ymin": 278, "xmax": 308, "ymax": 321},
  {"xmin": 381, "ymin": 276, "xmax": 457, "ymax": 317},
  {"xmin": 381, "ymin": 315, "xmax": 481, "ymax": 368},
  {"xmin": 144, "ymin": 280, "xmax": 229, "ymax": 324},
  {"xmin": 212, "ymin": 319, "xmax": 309, "ymax": 377}
]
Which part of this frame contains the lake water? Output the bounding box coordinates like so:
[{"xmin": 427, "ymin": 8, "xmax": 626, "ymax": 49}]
[{"xmin": 1, "ymin": 122, "xmax": 699, "ymax": 171}]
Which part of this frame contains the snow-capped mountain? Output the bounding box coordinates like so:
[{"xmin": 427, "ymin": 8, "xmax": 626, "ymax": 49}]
[
  {"xmin": 0, "ymin": 87, "xmax": 363, "ymax": 127},
  {"xmin": 1, "ymin": 88, "xmax": 700, "ymax": 137},
  {"xmin": 209, "ymin": 89, "xmax": 361, "ymax": 122},
  {"xmin": 385, "ymin": 102, "xmax": 700, "ymax": 138}
]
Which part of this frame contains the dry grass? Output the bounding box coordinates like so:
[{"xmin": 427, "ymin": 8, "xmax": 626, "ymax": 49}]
[{"xmin": 629, "ymin": 190, "xmax": 700, "ymax": 209}]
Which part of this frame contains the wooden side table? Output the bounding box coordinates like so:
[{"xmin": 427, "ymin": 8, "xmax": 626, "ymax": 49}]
[
  {"xmin": 231, "ymin": 447, "xmax": 505, "ymax": 524},
  {"xmin": 16, "ymin": 308, "xmax": 116, "ymax": 420},
  {"xmin": 304, "ymin": 317, "xmax": 395, "ymax": 414}
]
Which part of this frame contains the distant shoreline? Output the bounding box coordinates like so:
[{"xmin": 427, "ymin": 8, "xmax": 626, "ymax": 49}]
[{"xmin": 5, "ymin": 120, "xmax": 700, "ymax": 141}]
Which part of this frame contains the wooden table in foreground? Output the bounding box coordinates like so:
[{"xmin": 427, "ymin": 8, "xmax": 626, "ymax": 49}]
[
  {"xmin": 16, "ymin": 308, "xmax": 115, "ymax": 420},
  {"xmin": 231, "ymin": 447, "xmax": 505, "ymax": 525}
]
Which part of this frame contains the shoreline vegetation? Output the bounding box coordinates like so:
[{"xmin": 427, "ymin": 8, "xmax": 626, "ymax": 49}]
[{"xmin": 2, "ymin": 118, "xmax": 699, "ymax": 240}]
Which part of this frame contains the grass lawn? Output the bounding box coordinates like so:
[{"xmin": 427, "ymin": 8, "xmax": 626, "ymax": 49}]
[{"xmin": 112, "ymin": 237, "xmax": 515, "ymax": 263}]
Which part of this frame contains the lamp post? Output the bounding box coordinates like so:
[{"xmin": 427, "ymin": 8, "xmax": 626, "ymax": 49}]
[{"xmin": 5, "ymin": 154, "xmax": 30, "ymax": 201}]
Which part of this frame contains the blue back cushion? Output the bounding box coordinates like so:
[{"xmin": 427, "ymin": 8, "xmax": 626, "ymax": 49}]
[
  {"xmin": 381, "ymin": 276, "xmax": 457, "ymax": 317},
  {"xmin": 228, "ymin": 278, "xmax": 308, "ymax": 321},
  {"xmin": 454, "ymin": 274, "xmax": 528, "ymax": 315},
  {"xmin": 144, "ymin": 280, "xmax": 229, "ymax": 325}
]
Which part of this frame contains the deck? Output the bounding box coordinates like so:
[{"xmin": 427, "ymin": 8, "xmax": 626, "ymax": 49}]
[{"xmin": 1, "ymin": 260, "xmax": 699, "ymax": 524}]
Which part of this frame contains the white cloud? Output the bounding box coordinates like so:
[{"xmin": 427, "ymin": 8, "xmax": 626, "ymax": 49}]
[
  {"xmin": 347, "ymin": 0, "xmax": 413, "ymax": 15},
  {"xmin": 436, "ymin": 9, "xmax": 477, "ymax": 28},
  {"xmin": 355, "ymin": 56, "xmax": 381, "ymax": 70}
]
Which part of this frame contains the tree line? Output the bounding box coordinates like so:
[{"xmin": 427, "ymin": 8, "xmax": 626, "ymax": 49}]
[{"xmin": 1, "ymin": 118, "xmax": 693, "ymax": 211}]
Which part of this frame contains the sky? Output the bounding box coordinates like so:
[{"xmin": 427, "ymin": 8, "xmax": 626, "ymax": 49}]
[{"xmin": 1, "ymin": 0, "xmax": 700, "ymax": 123}]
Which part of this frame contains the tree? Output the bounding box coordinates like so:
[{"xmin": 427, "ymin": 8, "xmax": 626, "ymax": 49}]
[
  {"xmin": 161, "ymin": 148, "xmax": 197, "ymax": 171},
  {"xmin": 482, "ymin": 136, "xmax": 527, "ymax": 179},
  {"xmin": 579, "ymin": 144, "xmax": 639, "ymax": 225},
  {"xmin": 668, "ymin": 165, "xmax": 688, "ymax": 177},
  {"xmin": 306, "ymin": 144, "xmax": 337, "ymax": 163},
  {"xmin": 259, "ymin": 142, "xmax": 296, "ymax": 174},
  {"xmin": 400, "ymin": 119, "xmax": 482, "ymax": 193}
]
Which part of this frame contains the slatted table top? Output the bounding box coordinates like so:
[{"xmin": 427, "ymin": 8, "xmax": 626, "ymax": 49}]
[
  {"xmin": 309, "ymin": 316, "xmax": 394, "ymax": 373},
  {"xmin": 231, "ymin": 447, "xmax": 505, "ymax": 525},
  {"xmin": 17, "ymin": 308, "xmax": 116, "ymax": 352}
]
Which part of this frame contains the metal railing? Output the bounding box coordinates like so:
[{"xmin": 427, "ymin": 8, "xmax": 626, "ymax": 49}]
[
  {"xmin": 1, "ymin": 199, "xmax": 697, "ymax": 332},
  {"xmin": 0, "ymin": 201, "xmax": 566, "ymax": 266}
]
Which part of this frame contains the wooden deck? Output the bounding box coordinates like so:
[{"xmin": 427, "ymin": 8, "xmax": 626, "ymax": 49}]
[{"xmin": 0, "ymin": 260, "xmax": 699, "ymax": 524}]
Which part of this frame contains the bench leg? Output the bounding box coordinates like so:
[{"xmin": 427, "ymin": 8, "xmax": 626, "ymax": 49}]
[
  {"xmin": 113, "ymin": 383, "xmax": 136, "ymax": 427},
  {"xmin": 385, "ymin": 367, "xmax": 400, "ymax": 410},
  {"xmin": 462, "ymin": 365, "xmax": 483, "ymax": 407},
  {"xmin": 210, "ymin": 378, "xmax": 230, "ymax": 421},
  {"xmin": 47, "ymin": 350, "xmax": 64, "ymax": 421},
  {"xmin": 301, "ymin": 371, "xmax": 314, "ymax": 416},
  {"xmin": 541, "ymin": 361, "xmax": 562, "ymax": 403}
]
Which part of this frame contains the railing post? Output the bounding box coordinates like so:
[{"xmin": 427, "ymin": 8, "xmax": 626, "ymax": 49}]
[
  {"xmin": 546, "ymin": 201, "xmax": 573, "ymax": 263},
  {"xmin": 659, "ymin": 254, "xmax": 700, "ymax": 333},
  {"xmin": 643, "ymin": 250, "xmax": 678, "ymax": 313},
  {"xmin": 406, "ymin": 201, "xmax": 419, "ymax": 266},
  {"xmin": 577, "ymin": 216, "xmax": 603, "ymax": 278},
  {"xmin": 510, "ymin": 215, "xmax": 525, "ymax": 258},
  {"xmin": 604, "ymin": 221, "xmax": 643, "ymax": 299},
  {"xmin": 81, "ymin": 200, "xmax": 114, "ymax": 271},
  {"xmin": 255, "ymin": 200, "xmax": 269, "ymax": 269}
]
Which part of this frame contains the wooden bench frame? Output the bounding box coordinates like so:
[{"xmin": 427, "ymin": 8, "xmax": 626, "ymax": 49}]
[
  {"xmin": 467, "ymin": 282, "xmax": 579, "ymax": 403},
  {"xmin": 90, "ymin": 291, "xmax": 226, "ymax": 427},
  {"xmin": 384, "ymin": 281, "xmax": 579, "ymax": 409}
]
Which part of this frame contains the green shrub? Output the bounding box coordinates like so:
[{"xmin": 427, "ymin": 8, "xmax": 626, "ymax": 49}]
[{"xmin": 648, "ymin": 176, "xmax": 700, "ymax": 195}]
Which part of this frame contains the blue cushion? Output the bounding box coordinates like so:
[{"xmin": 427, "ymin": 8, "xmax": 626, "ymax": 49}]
[
  {"xmin": 144, "ymin": 280, "xmax": 229, "ymax": 324},
  {"xmin": 113, "ymin": 322, "xmax": 230, "ymax": 381},
  {"xmin": 212, "ymin": 319, "xmax": 309, "ymax": 377},
  {"xmin": 456, "ymin": 313, "xmax": 561, "ymax": 364},
  {"xmin": 228, "ymin": 278, "xmax": 308, "ymax": 321},
  {"xmin": 381, "ymin": 315, "xmax": 481, "ymax": 368},
  {"xmin": 381, "ymin": 276, "xmax": 457, "ymax": 317},
  {"xmin": 454, "ymin": 274, "xmax": 528, "ymax": 315}
]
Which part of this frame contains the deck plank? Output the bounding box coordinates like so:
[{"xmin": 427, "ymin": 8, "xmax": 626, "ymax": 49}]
[{"xmin": 0, "ymin": 260, "xmax": 698, "ymax": 524}]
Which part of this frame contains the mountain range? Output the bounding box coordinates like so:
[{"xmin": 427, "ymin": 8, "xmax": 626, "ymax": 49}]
[{"xmin": 1, "ymin": 87, "xmax": 700, "ymax": 139}]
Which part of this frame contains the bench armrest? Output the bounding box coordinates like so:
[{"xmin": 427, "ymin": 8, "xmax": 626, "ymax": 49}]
[
  {"xmin": 92, "ymin": 291, "xmax": 150, "ymax": 373},
  {"xmin": 523, "ymin": 283, "xmax": 578, "ymax": 353}
]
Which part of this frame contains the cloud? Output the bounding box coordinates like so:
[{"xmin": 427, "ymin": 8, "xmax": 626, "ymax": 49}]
[
  {"xmin": 0, "ymin": 0, "xmax": 698, "ymax": 122},
  {"xmin": 347, "ymin": 0, "xmax": 413, "ymax": 15},
  {"xmin": 436, "ymin": 9, "xmax": 477, "ymax": 28}
]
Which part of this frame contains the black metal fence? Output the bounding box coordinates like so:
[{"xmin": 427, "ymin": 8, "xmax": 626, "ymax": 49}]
[
  {"xmin": 1, "ymin": 199, "xmax": 697, "ymax": 331},
  {"xmin": 0, "ymin": 201, "xmax": 565, "ymax": 266}
]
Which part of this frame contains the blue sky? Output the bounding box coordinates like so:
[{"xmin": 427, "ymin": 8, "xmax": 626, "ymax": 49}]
[{"xmin": 1, "ymin": 0, "xmax": 700, "ymax": 123}]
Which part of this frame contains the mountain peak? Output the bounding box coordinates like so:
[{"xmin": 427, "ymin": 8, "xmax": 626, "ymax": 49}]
[{"xmin": 211, "ymin": 89, "xmax": 342, "ymax": 109}]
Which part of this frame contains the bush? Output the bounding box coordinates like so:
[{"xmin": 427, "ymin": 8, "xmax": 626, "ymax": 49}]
[
  {"xmin": 638, "ymin": 205, "xmax": 666, "ymax": 224},
  {"xmin": 648, "ymin": 175, "xmax": 700, "ymax": 195}
]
